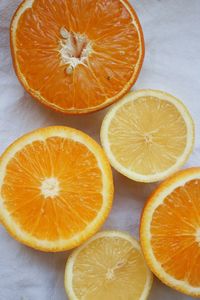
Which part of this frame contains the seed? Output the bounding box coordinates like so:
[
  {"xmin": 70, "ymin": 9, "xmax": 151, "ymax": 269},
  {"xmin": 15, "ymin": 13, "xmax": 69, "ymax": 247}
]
[
  {"xmin": 66, "ymin": 65, "xmax": 74, "ymax": 75},
  {"xmin": 60, "ymin": 27, "xmax": 69, "ymax": 39}
]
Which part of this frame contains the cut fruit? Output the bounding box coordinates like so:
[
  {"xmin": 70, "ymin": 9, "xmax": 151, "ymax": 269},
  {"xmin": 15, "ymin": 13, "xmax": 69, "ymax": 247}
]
[
  {"xmin": 65, "ymin": 231, "xmax": 153, "ymax": 300},
  {"xmin": 0, "ymin": 126, "xmax": 113, "ymax": 252},
  {"xmin": 101, "ymin": 90, "xmax": 195, "ymax": 182},
  {"xmin": 10, "ymin": 0, "xmax": 144, "ymax": 114},
  {"xmin": 140, "ymin": 168, "xmax": 200, "ymax": 297}
]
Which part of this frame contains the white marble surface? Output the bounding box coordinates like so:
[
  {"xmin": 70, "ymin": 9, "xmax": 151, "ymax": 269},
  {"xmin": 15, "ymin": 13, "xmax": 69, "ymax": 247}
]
[{"xmin": 0, "ymin": 0, "xmax": 200, "ymax": 299}]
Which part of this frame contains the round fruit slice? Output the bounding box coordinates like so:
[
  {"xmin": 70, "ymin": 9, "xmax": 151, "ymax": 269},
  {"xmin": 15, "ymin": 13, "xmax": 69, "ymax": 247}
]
[
  {"xmin": 65, "ymin": 231, "xmax": 153, "ymax": 300},
  {"xmin": 101, "ymin": 90, "xmax": 194, "ymax": 182},
  {"xmin": 0, "ymin": 126, "xmax": 113, "ymax": 252},
  {"xmin": 10, "ymin": 0, "xmax": 144, "ymax": 114},
  {"xmin": 140, "ymin": 168, "xmax": 200, "ymax": 297}
]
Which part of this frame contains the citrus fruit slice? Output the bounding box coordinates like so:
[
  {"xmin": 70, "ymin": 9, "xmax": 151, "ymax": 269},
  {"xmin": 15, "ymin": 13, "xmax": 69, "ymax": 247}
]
[
  {"xmin": 65, "ymin": 231, "xmax": 153, "ymax": 300},
  {"xmin": 140, "ymin": 168, "xmax": 200, "ymax": 297},
  {"xmin": 0, "ymin": 126, "xmax": 113, "ymax": 252},
  {"xmin": 11, "ymin": 0, "xmax": 144, "ymax": 114},
  {"xmin": 101, "ymin": 90, "xmax": 194, "ymax": 183}
]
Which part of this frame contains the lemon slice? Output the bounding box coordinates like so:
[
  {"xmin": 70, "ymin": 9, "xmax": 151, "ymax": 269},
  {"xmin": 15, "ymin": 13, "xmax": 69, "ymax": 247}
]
[
  {"xmin": 101, "ymin": 90, "xmax": 195, "ymax": 182},
  {"xmin": 65, "ymin": 231, "xmax": 153, "ymax": 300}
]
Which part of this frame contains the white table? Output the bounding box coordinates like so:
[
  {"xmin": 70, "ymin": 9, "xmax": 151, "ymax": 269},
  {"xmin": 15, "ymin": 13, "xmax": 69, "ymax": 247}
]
[{"xmin": 0, "ymin": 0, "xmax": 200, "ymax": 299}]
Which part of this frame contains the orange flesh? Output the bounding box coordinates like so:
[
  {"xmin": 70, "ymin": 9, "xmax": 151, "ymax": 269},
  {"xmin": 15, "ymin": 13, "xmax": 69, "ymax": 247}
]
[
  {"xmin": 151, "ymin": 179, "xmax": 200, "ymax": 286},
  {"xmin": 2, "ymin": 137, "xmax": 103, "ymax": 241},
  {"xmin": 13, "ymin": 0, "xmax": 143, "ymax": 112}
]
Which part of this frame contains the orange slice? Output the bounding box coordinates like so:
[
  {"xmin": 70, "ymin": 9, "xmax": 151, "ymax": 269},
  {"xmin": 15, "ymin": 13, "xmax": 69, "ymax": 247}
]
[
  {"xmin": 0, "ymin": 126, "xmax": 113, "ymax": 252},
  {"xmin": 65, "ymin": 231, "xmax": 153, "ymax": 300},
  {"xmin": 101, "ymin": 90, "xmax": 195, "ymax": 182},
  {"xmin": 10, "ymin": 0, "xmax": 144, "ymax": 114},
  {"xmin": 140, "ymin": 168, "xmax": 200, "ymax": 297}
]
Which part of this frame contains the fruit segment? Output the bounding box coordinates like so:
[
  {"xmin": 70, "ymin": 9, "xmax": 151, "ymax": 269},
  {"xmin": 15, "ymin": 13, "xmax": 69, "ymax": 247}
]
[
  {"xmin": 140, "ymin": 168, "xmax": 200, "ymax": 297},
  {"xmin": 101, "ymin": 90, "xmax": 194, "ymax": 182},
  {"xmin": 11, "ymin": 0, "xmax": 144, "ymax": 113},
  {"xmin": 0, "ymin": 127, "xmax": 113, "ymax": 251},
  {"xmin": 151, "ymin": 178, "xmax": 200, "ymax": 287},
  {"xmin": 65, "ymin": 231, "xmax": 152, "ymax": 300}
]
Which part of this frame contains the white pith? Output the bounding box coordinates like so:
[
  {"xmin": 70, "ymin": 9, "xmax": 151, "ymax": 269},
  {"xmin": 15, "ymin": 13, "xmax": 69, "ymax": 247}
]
[
  {"xmin": 59, "ymin": 27, "xmax": 92, "ymax": 73},
  {"xmin": 195, "ymin": 228, "xmax": 200, "ymax": 244},
  {"xmin": 41, "ymin": 177, "xmax": 60, "ymax": 198}
]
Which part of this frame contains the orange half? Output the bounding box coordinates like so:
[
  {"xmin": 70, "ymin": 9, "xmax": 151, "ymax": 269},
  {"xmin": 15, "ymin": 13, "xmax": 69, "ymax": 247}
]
[
  {"xmin": 140, "ymin": 168, "xmax": 200, "ymax": 297},
  {"xmin": 0, "ymin": 126, "xmax": 114, "ymax": 252},
  {"xmin": 10, "ymin": 0, "xmax": 144, "ymax": 114}
]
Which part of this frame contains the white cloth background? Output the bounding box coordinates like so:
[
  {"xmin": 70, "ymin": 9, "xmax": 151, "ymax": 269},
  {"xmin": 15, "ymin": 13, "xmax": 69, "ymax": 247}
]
[{"xmin": 0, "ymin": 0, "xmax": 200, "ymax": 299}]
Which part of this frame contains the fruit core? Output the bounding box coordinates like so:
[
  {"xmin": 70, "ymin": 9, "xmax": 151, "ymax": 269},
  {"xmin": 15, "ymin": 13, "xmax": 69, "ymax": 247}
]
[
  {"xmin": 144, "ymin": 133, "xmax": 153, "ymax": 144},
  {"xmin": 195, "ymin": 228, "xmax": 200, "ymax": 245},
  {"xmin": 59, "ymin": 27, "xmax": 92, "ymax": 74},
  {"xmin": 41, "ymin": 177, "xmax": 60, "ymax": 198},
  {"xmin": 105, "ymin": 259, "xmax": 126, "ymax": 280},
  {"xmin": 106, "ymin": 268, "xmax": 115, "ymax": 280}
]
